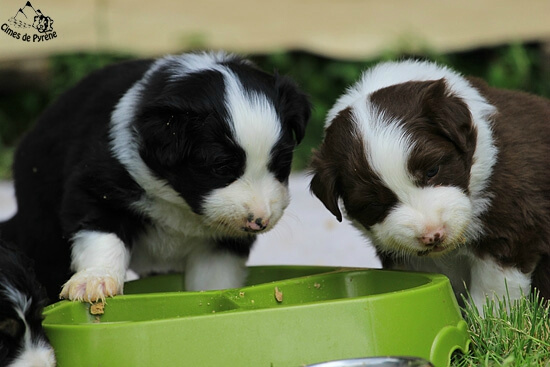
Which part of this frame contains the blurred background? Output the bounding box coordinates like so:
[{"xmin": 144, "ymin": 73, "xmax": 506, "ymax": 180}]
[{"xmin": 1, "ymin": 0, "xmax": 550, "ymax": 268}]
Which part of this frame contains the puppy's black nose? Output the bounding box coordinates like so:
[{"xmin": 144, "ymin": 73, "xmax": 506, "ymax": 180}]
[
  {"xmin": 245, "ymin": 216, "xmax": 269, "ymax": 232},
  {"xmin": 420, "ymin": 228, "xmax": 446, "ymax": 246}
]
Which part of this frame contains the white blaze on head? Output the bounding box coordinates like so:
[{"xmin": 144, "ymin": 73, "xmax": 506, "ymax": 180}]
[
  {"xmin": 201, "ymin": 70, "xmax": 289, "ymax": 236},
  {"xmin": 352, "ymin": 103, "xmax": 417, "ymax": 193},
  {"xmin": 222, "ymin": 70, "xmax": 282, "ymax": 176}
]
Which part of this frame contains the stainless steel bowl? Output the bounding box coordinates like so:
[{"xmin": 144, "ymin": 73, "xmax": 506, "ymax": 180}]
[{"xmin": 306, "ymin": 357, "xmax": 434, "ymax": 367}]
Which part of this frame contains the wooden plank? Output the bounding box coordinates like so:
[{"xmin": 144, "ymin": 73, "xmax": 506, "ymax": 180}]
[{"xmin": 1, "ymin": 0, "xmax": 550, "ymax": 61}]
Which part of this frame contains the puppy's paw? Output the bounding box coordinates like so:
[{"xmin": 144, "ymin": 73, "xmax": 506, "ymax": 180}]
[{"xmin": 60, "ymin": 268, "xmax": 123, "ymax": 302}]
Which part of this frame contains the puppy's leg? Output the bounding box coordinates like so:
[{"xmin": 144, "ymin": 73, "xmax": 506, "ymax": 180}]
[
  {"xmin": 184, "ymin": 250, "xmax": 247, "ymax": 291},
  {"xmin": 60, "ymin": 230, "xmax": 130, "ymax": 302},
  {"xmin": 469, "ymin": 256, "xmax": 532, "ymax": 314}
]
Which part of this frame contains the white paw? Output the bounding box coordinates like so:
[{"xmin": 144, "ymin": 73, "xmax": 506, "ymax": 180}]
[{"xmin": 60, "ymin": 268, "xmax": 123, "ymax": 302}]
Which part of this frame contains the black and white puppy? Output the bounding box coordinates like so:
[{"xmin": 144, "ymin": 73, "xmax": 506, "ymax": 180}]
[
  {"xmin": 2, "ymin": 51, "xmax": 310, "ymax": 302},
  {"xmin": 310, "ymin": 60, "xmax": 550, "ymax": 310},
  {"xmin": 0, "ymin": 243, "xmax": 55, "ymax": 367}
]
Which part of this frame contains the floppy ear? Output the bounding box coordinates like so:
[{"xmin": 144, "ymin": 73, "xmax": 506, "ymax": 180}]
[
  {"xmin": 420, "ymin": 79, "xmax": 476, "ymax": 157},
  {"xmin": 275, "ymin": 75, "xmax": 311, "ymax": 144},
  {"xmin": 309, "ymin": 149, "xmax": 343, "ymax": 222}
]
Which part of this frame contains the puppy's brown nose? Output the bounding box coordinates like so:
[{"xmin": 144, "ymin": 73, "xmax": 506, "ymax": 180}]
[
  {"xmin": 420, "ymin": 228, "xmax": 446, "ymax": 246},
  {"xmin": 245, "ymin": 215, "xmax": 269, "ymax": 232}
]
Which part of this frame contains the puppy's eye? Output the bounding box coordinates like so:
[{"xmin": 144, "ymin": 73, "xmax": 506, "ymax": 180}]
[
  {"xmin": 426, "ymin": 166, "xmax": 439, "ymax": 179},
  {"xmin": 211, "ymin": 164, "xmax": 230, "ymax": 176},
  {"xmin": 0, "ymin": 317, "xmax": 22, "ymax": 339},
  {"xmin": 210, "ymin": 160, "xmax": 237, "ymax": 177}
]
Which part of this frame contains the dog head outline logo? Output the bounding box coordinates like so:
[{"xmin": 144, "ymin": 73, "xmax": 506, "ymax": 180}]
[{"xmin": 8, "ymin": 1, "xmax": 54, "ymax": 33}]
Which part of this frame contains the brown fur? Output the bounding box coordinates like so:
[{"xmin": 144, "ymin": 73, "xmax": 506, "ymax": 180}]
[{"xmin": 468, "ymin": 77, "xmax": 550, "ymax": 297}]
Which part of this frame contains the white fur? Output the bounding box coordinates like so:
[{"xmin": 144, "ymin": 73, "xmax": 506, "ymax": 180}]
[
  {"xmin": 165, "ymin": 51, "xmax": 252, "ymax": 80},
  {"xmin": 469, "ymin": 256, "xmax": 532, "ymax": 314},
  {"xmin": 201, "ymin": 176, "xmax": 289, "ymax": 237},
  {"xmin": 351, "ymin": 106, "xmax": 415, "ymax": 192},
  {"xmin": 3, "ymin": 288, "xmax": 56, "ymax": 367},
  {"xmin": 185, "ymin": 250, "xmax": 248, "ymax": 291},
  {"xmin": 129, "ymin": 224, "xmax": 210, "ymax": 274},
  {"xmin": 60, "ymin": 231, "xmax": 130, "ymax": 301},
  {"xmin": 222, "ymin": 68, "xmax": 282, "ymax": 155},
  {"xmin": 7, "ymin": 341, "xmax": 56, "ymax": 367},
  {"xmin": 3, "ymin": 285, "xmax": 32, "ymax": 316},
  {"xmin": 369, "ymin": 186, "xmax": 472, "ymax": 256}
]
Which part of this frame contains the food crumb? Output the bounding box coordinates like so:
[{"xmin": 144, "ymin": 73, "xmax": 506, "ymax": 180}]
[
  {"xmin": 324, "ymin": 219, "xmax": 336, "ymax": 230},
  {"xmin": 90, "ymin": 301, "xmax": 105, "ymax": 315},
  {"xmin": 274, "ymin": 287, "xmax": 283, "ymax": 303}
]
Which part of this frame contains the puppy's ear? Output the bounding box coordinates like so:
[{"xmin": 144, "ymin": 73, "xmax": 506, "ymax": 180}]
[
  {"xmin": 420, "ymin": 79, "xmax": 476, "ymax": 157},
  {"xmin": 309, "ymin": 149, "xmax": 343, "ymax": 222},
  {"xmin": 275, "ymin": 75, "xmax": 311, "ymax": 144}
]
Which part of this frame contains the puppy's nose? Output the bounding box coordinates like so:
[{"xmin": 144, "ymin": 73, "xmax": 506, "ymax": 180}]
[
  {"xmin": 245, "ymin": 215, "xmax": 269, "ymax": 232},
  {"xmin": 420, "ymin": 228, "xmax": 446, "ymax": 246}
]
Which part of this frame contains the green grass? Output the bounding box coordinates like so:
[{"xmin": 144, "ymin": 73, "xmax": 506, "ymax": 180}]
[
  {"xmin": 0, "ymin": 145, "xmax": 13, "ymax": 179},
  {"xmin": 453, "ymin": 291, "xmax": 550, "ymax": 367}
]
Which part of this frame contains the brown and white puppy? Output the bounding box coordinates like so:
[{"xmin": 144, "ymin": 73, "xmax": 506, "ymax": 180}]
[{"xmin": 310, "ymin": 60, "xmax": 550, "ymax": 311}]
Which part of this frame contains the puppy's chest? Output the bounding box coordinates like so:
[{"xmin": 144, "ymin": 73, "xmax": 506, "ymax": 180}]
[
  {"xmin": 129, "ymin": 222, "xmax": 212, "ymax": 274},
  {"xmin": 402, "ymin": 249, "xmax": 473, "ymax": 295},
  {"xmin": 128, "ymin": 194, "xmax": 218, "ymax": 272},
  {"xmin": 133, "ymin": 195, "xmax": 210, "ymax": 236}
]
